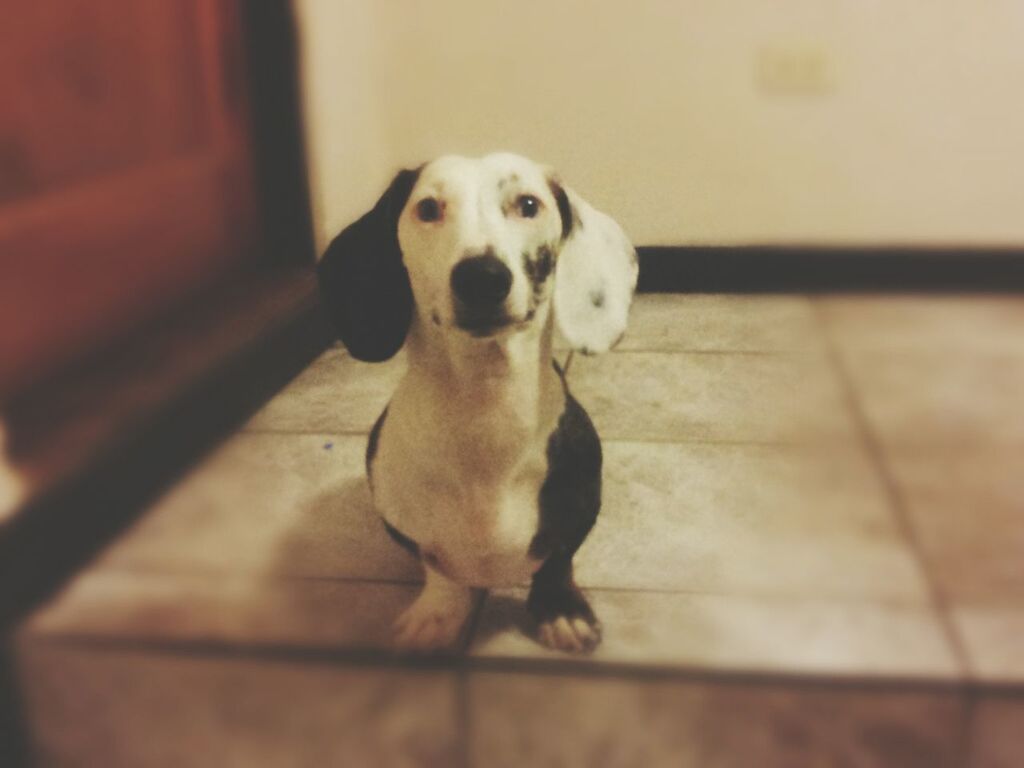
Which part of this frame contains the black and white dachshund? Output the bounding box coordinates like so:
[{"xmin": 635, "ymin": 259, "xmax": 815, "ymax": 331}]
[{"xmin": 317, "ymin": 153, "xmax": 636, "ymax": 652}]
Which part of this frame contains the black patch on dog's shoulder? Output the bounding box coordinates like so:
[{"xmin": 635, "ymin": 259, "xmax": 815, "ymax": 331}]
[{"xmin": 528, "ymin": 373, "xmax": 602, "ymax": 562}]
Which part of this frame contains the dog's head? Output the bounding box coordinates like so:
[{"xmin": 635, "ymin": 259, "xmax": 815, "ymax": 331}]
[{"xmin": 318, "ymin": 153, "xmax": 637, "ymax": 361}]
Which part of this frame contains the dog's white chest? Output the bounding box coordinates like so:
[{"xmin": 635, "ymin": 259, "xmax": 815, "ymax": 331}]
[
  {"xmin": 435, "ymin": 479, "xmax": 543, "ymax": 586},
  {"xmin": 372, "ymin": 403, "xmax": 549, "ymax": 588},
  {"xmin": 385, "ymin": 469, "xmax": 544, "ymax": 587}
]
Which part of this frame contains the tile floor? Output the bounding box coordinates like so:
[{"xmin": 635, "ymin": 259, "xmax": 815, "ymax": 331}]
[{"xmin": 15, "ymin": 294, "xmax": 1024, "ymax": 766}]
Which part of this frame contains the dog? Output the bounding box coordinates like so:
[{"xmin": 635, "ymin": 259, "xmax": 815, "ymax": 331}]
[{"xmin": 317, "ymin": 153, "xmax": 636, "ymax": 652}]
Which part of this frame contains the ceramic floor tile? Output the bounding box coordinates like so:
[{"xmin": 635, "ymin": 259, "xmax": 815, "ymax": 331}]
[
  {"xmin": 468, "ymin": 672, "xmax": 964, "ymax": 768},
  {"xmin": 837, "ymin": 349, "xmax": 1024, "ymax": 447},
  {"xmin": 470, "ymin": 588, "xmax": 959, "ymax": 679},
  {"xmin": 969, "ymin": 695, "xmax": 1024, "ymax": 768},
  {"xmin": 576, "ymin": 442, "xmax": 928, "ymax": 601},
  {"xmin": 567, "ymin": 351, "xmax": 857, "ymax": 443},
  {"xmin": 95, "ymin": 432, "xmax": 422, "ymax": 583},
  {"xmin": 884, "ymin": 449, "xmax": 1024, "ymax": 606},
  {"xmin": 21, "ymin": 568, "xmax": 439, "ymax": 653},
  {"xmin": 614, "ymin": 294, "xmax": 825, "ymax": 352},
  {"xmin": 244, "ymin": 346, "xmax": 403, "ymax": 433},
  {"xmin": 17, "ymin": 644, "xmax": 459, "ymax": 768},
  {"xmin": 951, "ymin": 608, "xmax": 1024, "ymax": 684},
  {"xmin": 819, "ymin": 295, "xmax": 1024, "ymax": 353}
]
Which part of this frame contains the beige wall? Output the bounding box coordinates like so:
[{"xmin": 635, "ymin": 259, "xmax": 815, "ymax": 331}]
[{"xmin": 297, "ymin": 0, "xmax": 1024, "ymax": 250}]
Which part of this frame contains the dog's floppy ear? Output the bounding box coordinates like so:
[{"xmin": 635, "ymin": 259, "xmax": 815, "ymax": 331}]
[
  {"xmin": 549, "ymin": 180, "xmax": 638, "ymax": 354},
  {"xmin": 317, "ymin": 168, "xmax": 420, "ymax": 362}
]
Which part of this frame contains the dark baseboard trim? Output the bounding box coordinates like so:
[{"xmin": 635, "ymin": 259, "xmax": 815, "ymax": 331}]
[{"xmin": 637, "ymin": 246, "xmax": 1024, "ymax": 293}]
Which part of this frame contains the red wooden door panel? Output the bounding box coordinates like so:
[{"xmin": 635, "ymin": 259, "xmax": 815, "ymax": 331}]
[{"xmin": 0, "ymin": 0, "xmax": 259, "ymax": 399}]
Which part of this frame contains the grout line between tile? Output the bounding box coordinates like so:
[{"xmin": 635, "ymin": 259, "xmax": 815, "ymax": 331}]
[
  {"xmin": 91, "ymin": 563, "xmax": 424, "ymax": 588},
  {"xmin": 595, "ymin": 436, "xmax": 864, "ymax": 449},
  {"xmin": 488, "ymin": 582, "xmax": 943, "ymax": 610},
  {"xmin": 241, "ymin": 421, "xmax": 1024, "ymax": 455},
  {"xmin": 956, "ymin": 688, "xmax": 980, "ymax": 768},
  {"xmin": 238, "ymin": 425, "xmax": 862, "ymax": 451},
  {"xmin": 28, "ymin": 630, "xmax": 999, "ymax": 695},
  {"xmin": 812, "ymin": 300, "xmax": 974, "ymax": 681},
  {"xmin": 85, "ymin": 561, "xmax": 941, "ymax": 609},
  {"xmin": 238, "ymin": 427, "xmax": 373, "ymax": 436},
  {"xmin": 320, "ymin": 346, "xmax": 824, "ymax": 360},
  {"xmin": 599, "ymin": 348, "xmax": 826, "ymax": 356},
  {"xmin": 457, "ymin": 592, "xmax": 490, "ymax": 768},
  {"xmin": 454, "ymin": 665, "xmax": 472, "ymax": 768}
]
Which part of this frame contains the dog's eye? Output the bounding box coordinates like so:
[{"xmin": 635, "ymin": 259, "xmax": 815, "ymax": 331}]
[
  {"xmin": 416, "ymin": 198, "xmax": 443, "ymax": 222},
  {"xmin": 516, "ymin": 195, "xmax": 541, "ymax": 218}
]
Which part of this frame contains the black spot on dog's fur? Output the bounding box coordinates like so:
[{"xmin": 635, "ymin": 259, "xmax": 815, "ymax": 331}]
[
  {"xmin": 523, "ymin": 245, "xmax": 556, "ymax": 303},
  {"xmin": 536, "ymin": 245, "xmax": 554, "ymax": 281},
  {"xmin": 498, "ymin": 173, "xmax": 520, "ymax": 191},
  {"xmin": 529, "ymin": 367, "xmax": 601, "ymax": 563},
  {"xmin": 590, "ymin": 289, "xmax": 605, "ymax": 308},
  {"xmin": 367, "ymin": 407, "xmax": 421, "ymax": 558}
]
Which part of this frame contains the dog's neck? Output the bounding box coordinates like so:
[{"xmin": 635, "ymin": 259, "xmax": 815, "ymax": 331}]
[{"xmin": 405, "ymin": 305, "xmax": 561, "ymax": 433}]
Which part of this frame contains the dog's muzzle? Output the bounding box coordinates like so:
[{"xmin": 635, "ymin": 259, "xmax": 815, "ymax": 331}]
[{"xmin": 451, "ymin": 254, "xmax": 514, "ymax": 334}]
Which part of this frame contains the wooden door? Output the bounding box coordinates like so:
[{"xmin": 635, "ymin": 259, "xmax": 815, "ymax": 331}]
[{"xmin": 0, "ymin": 0, "xmax": 260, "ymax": 400}]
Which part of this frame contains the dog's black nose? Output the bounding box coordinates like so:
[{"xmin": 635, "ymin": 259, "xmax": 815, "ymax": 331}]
[{"xmin": 451, "ymin": 254, "xmax": 512, "ymax": 307}]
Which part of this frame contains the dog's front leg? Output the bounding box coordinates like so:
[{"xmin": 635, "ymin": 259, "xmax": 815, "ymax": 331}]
[{"xmin": 393, "ymin": 563, "xmax": 473, "ymax": 651}]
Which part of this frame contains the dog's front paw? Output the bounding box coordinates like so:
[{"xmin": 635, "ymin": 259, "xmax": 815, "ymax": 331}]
[
  {"xmin": 538, "ymin": 613, "xmax": 602, "ymax": 654},
  {"xmin": 528, "ymin": 582, "xmax": 602, "ymax": 654},
  {"xmin": 393, "ymin": 589, "xmax": 471, "ymax": 651}
]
